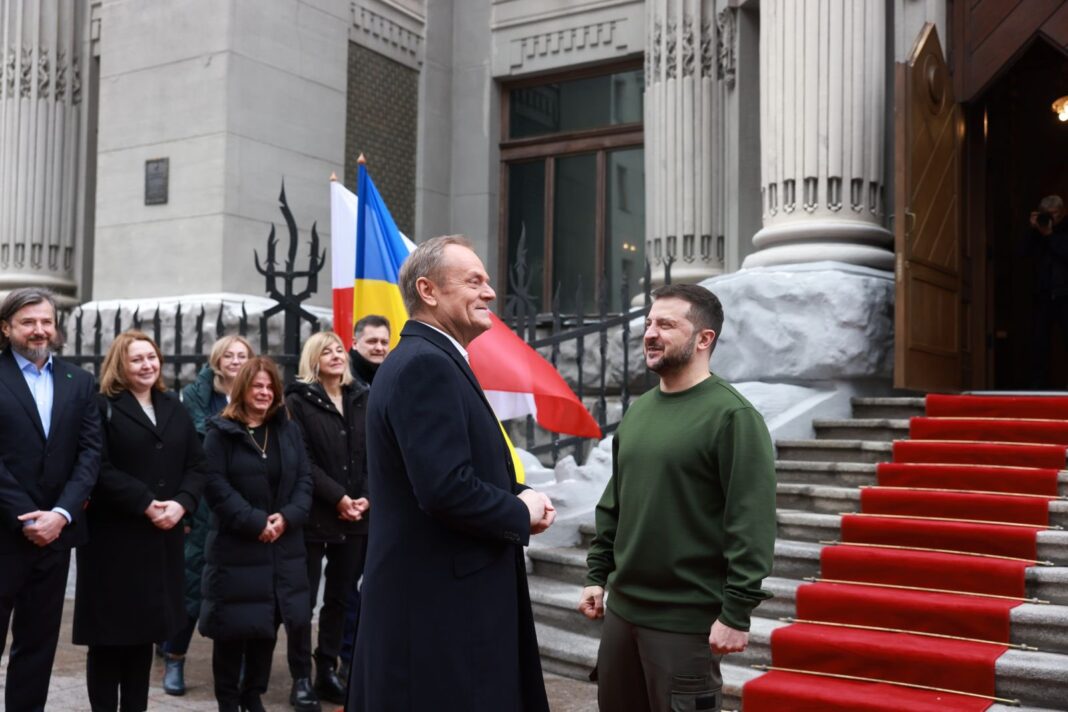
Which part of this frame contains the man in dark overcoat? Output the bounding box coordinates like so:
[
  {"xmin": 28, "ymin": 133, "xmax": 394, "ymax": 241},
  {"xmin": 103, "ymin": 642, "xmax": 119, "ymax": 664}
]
[
  {"xmin": 348, "ymin": 236, "xmax": 556, "ymax": 712},
  {"xmin": 0, "ymin": 287, "xmax": 101, "ymax": 711}
]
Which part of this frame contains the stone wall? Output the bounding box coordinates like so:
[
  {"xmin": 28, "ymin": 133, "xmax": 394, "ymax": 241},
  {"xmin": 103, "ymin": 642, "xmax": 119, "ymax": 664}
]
[{"xmin": 345, "ymin": 41, "xmax": 419, "ymax": 237}]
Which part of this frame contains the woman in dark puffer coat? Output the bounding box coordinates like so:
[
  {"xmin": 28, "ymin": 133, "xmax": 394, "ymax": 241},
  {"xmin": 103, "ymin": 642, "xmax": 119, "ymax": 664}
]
[{"xmin": 199, "ymin": 357, "xmax": 313, "ymax": 712}]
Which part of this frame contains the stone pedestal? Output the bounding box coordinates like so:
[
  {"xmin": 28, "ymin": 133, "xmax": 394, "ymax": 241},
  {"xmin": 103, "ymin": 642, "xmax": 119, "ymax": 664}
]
[
  {"xmin": 743, "ymin": 0, "xmax": 893, "ymax": 270},
  {"xmin": 643, "ymin": 0, "xmax": 725, "ymax": 284},
  {"xmin": 0, "ymin": 0, "xmax": 90, "ymax": 300}
]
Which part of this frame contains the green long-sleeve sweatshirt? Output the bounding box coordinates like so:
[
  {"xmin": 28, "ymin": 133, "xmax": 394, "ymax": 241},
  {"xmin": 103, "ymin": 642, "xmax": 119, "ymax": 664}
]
[{"xmin": 585, "ymin": 374, "xmax": 777, "ymax": 633}]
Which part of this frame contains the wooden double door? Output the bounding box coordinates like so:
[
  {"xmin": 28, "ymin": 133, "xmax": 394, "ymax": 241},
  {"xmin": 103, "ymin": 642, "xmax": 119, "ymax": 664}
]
[{"xmin": 894, "ymin": 2, "xmax": 1068, "ymax": 391}]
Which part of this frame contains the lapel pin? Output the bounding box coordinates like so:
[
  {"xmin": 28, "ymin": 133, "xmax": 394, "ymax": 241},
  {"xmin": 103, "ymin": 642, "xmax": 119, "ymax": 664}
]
[{"xmin": 66, "ymin": 373, "xmax": 72, "ymax": 379}]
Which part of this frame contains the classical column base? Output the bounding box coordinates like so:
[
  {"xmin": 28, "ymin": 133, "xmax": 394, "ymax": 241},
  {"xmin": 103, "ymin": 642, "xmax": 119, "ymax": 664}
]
[
  {"xmin": 743, "ymin": 242, "xmax": 894, "ymax": 270},
  {"xmin": 0, "ymin": 273, "xmax": 80, "ymax": 305}
]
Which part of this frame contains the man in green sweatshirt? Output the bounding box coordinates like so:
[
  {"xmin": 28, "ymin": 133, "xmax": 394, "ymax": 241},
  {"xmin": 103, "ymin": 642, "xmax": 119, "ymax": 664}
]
[{"xmin": 579, "ymin": 283, "xmax": 776, "ymax": 712}]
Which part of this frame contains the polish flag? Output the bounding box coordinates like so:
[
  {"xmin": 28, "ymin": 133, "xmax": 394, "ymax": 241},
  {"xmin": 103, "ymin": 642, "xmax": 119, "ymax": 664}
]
[{"xmin": 471, "ymin": 314, "xmax": 602, "ymax": 440}]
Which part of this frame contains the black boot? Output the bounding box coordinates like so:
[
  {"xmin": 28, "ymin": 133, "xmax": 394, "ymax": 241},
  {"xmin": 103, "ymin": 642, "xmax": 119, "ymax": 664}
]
[
  {"xmin": 314, "ymin": 655, "xmax": 347, "ymax": 704},
  {"xmin": 290, "ymin": 677, "xmax": 322, "ymax": 712},
  {"xmin": 163, "ymin": 654, "xmax": 186, "ymax": 696}
]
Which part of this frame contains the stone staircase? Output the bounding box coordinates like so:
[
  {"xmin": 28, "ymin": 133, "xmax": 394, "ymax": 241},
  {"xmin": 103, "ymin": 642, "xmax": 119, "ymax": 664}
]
[{"xmin": 526, "ymin": 397, "xmax": 1068, "ymax": 711}]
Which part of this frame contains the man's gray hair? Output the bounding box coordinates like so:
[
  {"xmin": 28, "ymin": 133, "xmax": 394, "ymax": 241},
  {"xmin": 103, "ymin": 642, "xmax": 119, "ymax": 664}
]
[
  {"xmin": 0, "ymin": 287, "xmax": 60, "ymax": 350},
  {"xmin": 399, "ymin": 235, "xmax": 473, "ymax": 315},
  {"xmin": 1040, "ymin": 195, "xmax": 1064, "ymax": 212}
]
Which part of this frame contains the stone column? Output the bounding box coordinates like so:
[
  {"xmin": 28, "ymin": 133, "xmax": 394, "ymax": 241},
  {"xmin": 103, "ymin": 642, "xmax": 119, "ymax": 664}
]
[
  {"xmin": 644, "ymin": 0, "xmax": 726, "ymax": 284},
  {"xmin": 0, "ymin": 0, "xmax": 88, "ymax": 300},
  {"xmin": 743, "ymin": 0, "xmax": 893, "ymax": 270}
]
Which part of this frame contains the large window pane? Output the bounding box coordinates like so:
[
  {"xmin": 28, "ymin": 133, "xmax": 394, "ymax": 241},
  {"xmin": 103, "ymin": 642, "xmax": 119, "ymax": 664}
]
[
  {"xmin": 553, "ymin": 154, "xmax": 598, "ymax": 313},
  {"xmin": 510, "ymin": 68, "xmax": 644, "ymax": 139},
  {"xmin": 506, "ymin": 161, "xmax": 546, "ymax": 311},
  {"xmin": 606, "ymin": 148, "xmax": 645, "ymax": 311}
]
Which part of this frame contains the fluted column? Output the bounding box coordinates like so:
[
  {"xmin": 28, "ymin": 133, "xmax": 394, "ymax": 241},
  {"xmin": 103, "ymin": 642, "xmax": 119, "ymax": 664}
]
[
  {"xmin": 644, "ymin": 0, "xmax": 726, "ymax": 285},
  {"xmin": 743, "ymin": 0, "xmax": 893, "ymax": 270},
  {"xmin": 0, "ymin": 0, "xmax": 88, "ymax": 299}
]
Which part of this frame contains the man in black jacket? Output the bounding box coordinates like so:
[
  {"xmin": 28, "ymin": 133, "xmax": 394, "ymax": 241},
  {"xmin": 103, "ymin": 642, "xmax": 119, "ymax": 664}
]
[
  {"xmin": 348, "ymin": 236, "xmax": 555, "ymax": 712},
  {"xmin": 349, "ymin": 315, "xmax": 390, "ymax": 387},
  {"xmin": 0, "ymin": 287, "xmax": 102, "ymax": 711}
]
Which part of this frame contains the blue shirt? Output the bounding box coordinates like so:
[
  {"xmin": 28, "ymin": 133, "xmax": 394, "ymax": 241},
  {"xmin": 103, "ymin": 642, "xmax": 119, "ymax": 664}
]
[{"xmin": 12, "ymin": 351, "xmax": 70, "ymax": 524}]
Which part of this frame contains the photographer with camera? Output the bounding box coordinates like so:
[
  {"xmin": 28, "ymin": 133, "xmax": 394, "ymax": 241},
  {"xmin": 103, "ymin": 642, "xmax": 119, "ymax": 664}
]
[{"xmin": 1024, "ymin": 194, "xmax": 1068, "ymax": 388}]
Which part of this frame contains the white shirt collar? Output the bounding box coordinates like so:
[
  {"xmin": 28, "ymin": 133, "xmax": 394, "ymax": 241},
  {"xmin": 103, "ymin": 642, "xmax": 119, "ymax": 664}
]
[
  {"xmin": 415, "ymin": 321, "xmax": 469, "ymax": 362},
  {"xmin": 12, "ymin": 350, "xmax": 53, "ymax": 374}
]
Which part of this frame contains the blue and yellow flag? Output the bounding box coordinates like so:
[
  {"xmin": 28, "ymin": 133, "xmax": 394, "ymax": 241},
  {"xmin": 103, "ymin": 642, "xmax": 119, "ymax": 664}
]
[{"xmin": 355, "ymin": 163, "xmax": 410, "ymax": 350}]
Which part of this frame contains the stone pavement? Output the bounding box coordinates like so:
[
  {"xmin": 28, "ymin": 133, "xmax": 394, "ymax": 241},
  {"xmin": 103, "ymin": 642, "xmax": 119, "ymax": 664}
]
[{"xmin": 1, "ymin": 603, "xmax": 598, "ymax": 711}]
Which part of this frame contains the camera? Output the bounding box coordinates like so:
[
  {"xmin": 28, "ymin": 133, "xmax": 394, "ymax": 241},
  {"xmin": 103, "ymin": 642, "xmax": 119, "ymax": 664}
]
[{"xmin": 1036, "ymin": 211, "xmax": 1053, "ymax": 229}]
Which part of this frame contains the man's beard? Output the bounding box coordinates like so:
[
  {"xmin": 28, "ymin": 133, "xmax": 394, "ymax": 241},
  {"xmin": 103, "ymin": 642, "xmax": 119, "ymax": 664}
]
[
  {"xmin": 12, "ymin": 335, "xmax": 61, "ymax": 363},
  {"xmin": 646, "ymin": 331, "xmax": 698, "ymax": 375}
]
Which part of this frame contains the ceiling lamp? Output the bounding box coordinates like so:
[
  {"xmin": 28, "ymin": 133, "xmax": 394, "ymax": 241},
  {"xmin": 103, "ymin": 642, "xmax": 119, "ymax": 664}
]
[{"xmin": 1054, "ymin": 96, "xmax": 1068, "ymax": 122}]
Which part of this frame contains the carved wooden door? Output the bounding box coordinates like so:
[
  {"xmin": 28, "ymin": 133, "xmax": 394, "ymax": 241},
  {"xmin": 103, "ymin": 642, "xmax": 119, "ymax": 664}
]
[{"xmin": 893, "ymin": 24, "xmax": 962, "ymax": 392}]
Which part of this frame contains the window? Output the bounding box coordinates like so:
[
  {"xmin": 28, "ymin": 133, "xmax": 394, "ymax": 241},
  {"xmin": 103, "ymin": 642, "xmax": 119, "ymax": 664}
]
[{"xmin": 500, "ymin": 61, "xmax": 644, "ymax": 314}]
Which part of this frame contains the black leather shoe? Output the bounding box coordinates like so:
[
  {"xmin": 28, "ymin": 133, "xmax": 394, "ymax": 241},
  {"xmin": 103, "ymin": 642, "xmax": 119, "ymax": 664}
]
[
  {"xmin": 315, "ymin": 658, "xmax": 347, "ymax": 704},
  {"xmin": 290, "ymin": 677, "xmax": 322, "ymax": 712},
  {"xmin": 163, "ymin": 655, "xmax": 186, "ymax": 696}
]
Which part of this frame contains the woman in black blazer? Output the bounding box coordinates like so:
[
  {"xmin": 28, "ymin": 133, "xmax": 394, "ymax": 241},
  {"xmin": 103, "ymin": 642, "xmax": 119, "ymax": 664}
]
[
  {"xmin": 73, "ymin": 330, "xmax": 206, "ymax": 712},
  {"xmin": 199, "ymin": 356, "xmax": 313, "ymax": 712},
  {"xmin": 285, "ymin": 331, "xmax": 370, "ymax": 705}
]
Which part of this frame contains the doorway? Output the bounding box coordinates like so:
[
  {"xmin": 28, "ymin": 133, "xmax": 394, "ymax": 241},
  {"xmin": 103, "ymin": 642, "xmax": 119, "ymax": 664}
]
[{"xmin": 971, "ymin": 39, "xmax": 1068, "ymax": 389}]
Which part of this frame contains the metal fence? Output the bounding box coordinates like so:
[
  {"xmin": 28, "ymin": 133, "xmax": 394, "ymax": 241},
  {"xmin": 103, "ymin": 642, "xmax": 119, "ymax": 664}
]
[
  {"xmin": 502, "ymin": 233, "xmax": 673, "ymax": 465},
  {"xmin": 56, "ymin": 183, "xmax": 670, "ymax": 466},
  {"xmin": 59, "ymin": 185, "xmax": 324, "ymax": 387}
]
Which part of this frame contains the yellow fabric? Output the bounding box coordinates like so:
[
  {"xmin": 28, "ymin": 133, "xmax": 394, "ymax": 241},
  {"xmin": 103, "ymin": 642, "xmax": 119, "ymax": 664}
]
[
  {"xmin": 354, "ymin": 278, "xmax": 408, "ymax": 350},
  {"xmin": 499, "ymin": 421, "xmax": 526, "ymax": 485}
]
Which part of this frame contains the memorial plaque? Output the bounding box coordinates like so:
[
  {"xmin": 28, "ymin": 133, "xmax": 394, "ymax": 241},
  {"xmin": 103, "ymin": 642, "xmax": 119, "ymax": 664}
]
[{"xmin": 145, "ymin": 158, "xmax": 169, "ymax": 205}]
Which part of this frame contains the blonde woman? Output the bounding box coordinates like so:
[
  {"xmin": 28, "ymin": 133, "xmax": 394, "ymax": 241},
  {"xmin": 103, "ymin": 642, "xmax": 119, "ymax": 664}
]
[
  {"xmin": 161, "ymin": 334, "xmax": 254, "ymax": 696},
  {"xmin": 284, "ymin": 331, "xmax": 370, "ymax": 704},
  {"xmin": 73, "ymin": 331, "xmax": 206, "ymax": 712}
]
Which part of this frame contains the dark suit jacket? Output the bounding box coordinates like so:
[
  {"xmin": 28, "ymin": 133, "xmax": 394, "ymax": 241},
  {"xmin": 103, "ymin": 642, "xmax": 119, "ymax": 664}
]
[
  {"xmin": 73, "ymin": 390, "xmax": 205, "ymax": 645},
  {"xmin": 0, "ymin": 348, "xmax": 101, "ymax": 553},
  {"xmin": 349, "ymin": 321, "xmax": 549, "ymax": 712}
]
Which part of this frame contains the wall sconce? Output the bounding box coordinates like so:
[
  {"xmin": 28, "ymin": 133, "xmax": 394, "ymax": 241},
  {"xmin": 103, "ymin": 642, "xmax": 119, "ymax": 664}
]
[{"xmin": 1054, "ymin": 96, "xmax": 1068, "ymax": 122}]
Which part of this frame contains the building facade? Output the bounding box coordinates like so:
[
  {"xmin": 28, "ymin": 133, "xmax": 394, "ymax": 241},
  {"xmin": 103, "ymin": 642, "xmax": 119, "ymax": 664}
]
[{"xmin": 5, "ymin": 0, "xmax": 1068, "ymax": 390}]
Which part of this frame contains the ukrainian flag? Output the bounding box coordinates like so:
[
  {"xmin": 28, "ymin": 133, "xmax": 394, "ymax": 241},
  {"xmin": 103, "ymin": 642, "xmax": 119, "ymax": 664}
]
[{"xmin": 355, "ymin": 162, "xmax": 410, "ymax": 350}]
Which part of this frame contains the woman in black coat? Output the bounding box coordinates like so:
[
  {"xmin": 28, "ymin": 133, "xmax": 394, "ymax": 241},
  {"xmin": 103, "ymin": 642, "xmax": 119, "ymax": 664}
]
[
  {"xmin": 284, "ymin": 331, "xmax": 369, "ymax": 705},
  {"xmin": 199, "ymin": 356, "xmax": 313, "ymax": 712},
  {"xmin": 73, "ymin": 330, "xmax": 206, "ymax": 712}
]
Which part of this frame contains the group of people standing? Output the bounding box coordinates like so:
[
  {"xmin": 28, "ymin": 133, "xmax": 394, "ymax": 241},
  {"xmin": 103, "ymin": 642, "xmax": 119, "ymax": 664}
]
[
  {"xmin": 2, "ymin": 233, "xmax": 777, "ymax": 712},
  {"xmin": 0, "ymin": 282, "xmax": 392, "ymax": 712}
]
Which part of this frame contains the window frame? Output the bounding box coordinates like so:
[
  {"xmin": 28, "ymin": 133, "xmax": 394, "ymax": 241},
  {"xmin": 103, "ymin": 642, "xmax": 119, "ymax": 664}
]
[{"xmin": 498, "ymin": 58, "xmax": 644, "ymax": 314}]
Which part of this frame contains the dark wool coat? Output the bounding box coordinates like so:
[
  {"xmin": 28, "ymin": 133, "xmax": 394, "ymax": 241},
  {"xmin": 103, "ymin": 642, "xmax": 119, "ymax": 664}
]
[
  {"xmin": 73, "ymin": 390, "xmax": 206, "ymax": 646},
  {"xmin": 0, "ymin": 349, "xmax": 101, "ymax": 553},
  {"xmin": 348, "ymin": 321, "xmax": 549, "ymax": 712},
  {"xmin": 284, "ymin": 380, "xmax": 369, "ymax": 542},
  {"xmin": 198, "ymin": 411, "xmax": 313, "ymax": 641}
]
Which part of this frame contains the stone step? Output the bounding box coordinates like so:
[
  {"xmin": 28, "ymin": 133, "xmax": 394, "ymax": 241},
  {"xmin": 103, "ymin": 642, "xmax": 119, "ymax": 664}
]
[
  {"xmin": 535, "ymin": 598, "xmax": 1068, "ymax": 710},
  {"xmin": 776, "ymin": 460, "xmax": 879, "ymax": 487},
  {"xmin": 775, "ymin": 439, "xmax": 894, "ymax": 463},
  {"xmin": 813, "ymin": 418, "xmax": 911, "ymax": 442},
  {"xmin": 776, "ymin": 461, "xmax": 1068, "ymax": 496},
  {"xmin": 739, "ymin": 619, "xmax": 1068, "ymax": 710},
  {"xmin": 776, "ymin": 483, "xmax": 1068, "ymax": 527},
  {"xmin": 851, "ymin": 396, "xmax": 927, "ymax": 419}
]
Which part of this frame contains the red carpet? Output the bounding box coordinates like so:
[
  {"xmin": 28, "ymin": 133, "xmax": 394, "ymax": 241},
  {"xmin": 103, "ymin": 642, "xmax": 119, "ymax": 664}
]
[
  {"xmin": 743, "ymin": 670, "xmax": 994, "ymax": 711},
  {"xmin": 744, "ymin": 394, "xmax": 1066, "ymax": 711},
  {"xmin": 910, "ymin": 417, "xmax": 1068, "ymax": 445},
  {"xmin": 927, "ymin": 394, "xmax": 1068, "ymax": 419},
  {"xmin": 892, "ymin": 440, "xmax": 1067, "ymax": 468},
  {"xmin": 877, "ymin": 462, "xmax": 1060, "ymax": 496},
  {"xmin": 819, "ymin": 545, "xmax": 1031, "ymax": 598},
  {"xmin": 859, "ymin": 488, "xmax": 1052, "ymax": 526}
]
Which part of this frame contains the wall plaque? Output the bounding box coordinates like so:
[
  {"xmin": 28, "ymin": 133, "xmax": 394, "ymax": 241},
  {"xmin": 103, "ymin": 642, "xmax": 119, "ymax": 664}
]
[{"xmin": 145, "ymin": 158, "xmax": 169, "ymax": 205}]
